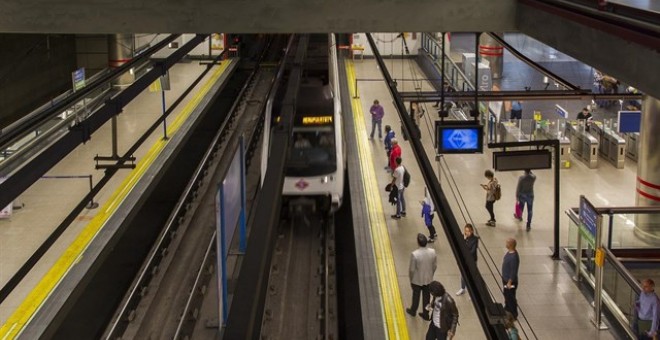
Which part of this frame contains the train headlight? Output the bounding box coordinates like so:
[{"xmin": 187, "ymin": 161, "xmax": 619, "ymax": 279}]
[{"xmin": 321, "ymin": 176, "xmax": 329, "ymax": 184}]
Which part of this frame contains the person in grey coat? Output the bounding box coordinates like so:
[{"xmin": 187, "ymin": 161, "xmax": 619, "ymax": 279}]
[
  {"xmin": 515, "ymin": 169, "xmax": 536, "ymax": 231},
  {"xmin": 407, "ymin": 233, "xmax": 437, "ymax": 321}
]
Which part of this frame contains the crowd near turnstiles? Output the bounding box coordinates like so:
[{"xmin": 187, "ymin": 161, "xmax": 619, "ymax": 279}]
[{"xmin": 370, "ymin": 95, "xmax": 659, "ymax": 339}]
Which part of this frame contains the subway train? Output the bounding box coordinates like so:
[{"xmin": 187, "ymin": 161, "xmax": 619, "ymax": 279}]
[{"xmin": 261, "ymin": 34, "xmax": 346, "ymax": 213}]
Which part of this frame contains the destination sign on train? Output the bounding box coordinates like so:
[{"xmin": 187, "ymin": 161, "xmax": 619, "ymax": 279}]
[{"xmin": 302, "ymin": 116, "xmax": 333, "ymax": 125}]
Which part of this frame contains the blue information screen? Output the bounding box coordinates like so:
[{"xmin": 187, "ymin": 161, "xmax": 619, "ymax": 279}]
[
  {"xmin": 441, "ymin": 128, "xmax": 479, "ymax": 150},
  {"xmin": 618, "ymin": 111, "xmax": 641, "ymax": 133}
]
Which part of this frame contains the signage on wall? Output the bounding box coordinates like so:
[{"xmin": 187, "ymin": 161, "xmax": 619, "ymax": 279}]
[{"xmin": 72, "ymin": 68, "xmax": 86, "ymax": 92}]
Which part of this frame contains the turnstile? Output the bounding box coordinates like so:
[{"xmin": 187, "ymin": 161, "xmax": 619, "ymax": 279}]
[
  {"xmin": 497, "ymin": 121, "xmax": 531, "ymax": 143},
  {"xmin": 566, "ymin": 121, "xmax": 599, "ymax": 169},
  {"xmin": 623, "ymin": 133, "xmax": 639, "ymax": 162},
  {"xmin": 590, "ymin": 122, "xmax": 626, "ymax": 169}
]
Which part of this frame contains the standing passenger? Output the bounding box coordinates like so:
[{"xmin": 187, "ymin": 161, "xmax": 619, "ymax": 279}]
[
  {"xmin": 636, "ymin": 279, "xmax": 659, "ymax": 339},
  {"xmin": 516, "ymin": 169, "xmax": 536, "ymax": 231},
  {"xmin": 481, "ymin": 170, "xmax": 498, "ymax": 226},
  {"xmin": 391, "ymin": 157, "xmax": 406, "ymax": 219},
  {"xmin": 369, "ymin": 99, "xmax": 384, "ymax": 140},
  {"xmin": 502, "ymin": 238, "xmax": 520, "ymax": 319},
  {"xmin": 426, "ymin": 281, "xmax": 459, "ymax": 340},
  {"xmin": 406, "ymin": 233, "xmax": 437, "ymax": 321},
  {"xmin": 389, "ymin": 138, "xmax": 401, "ymax": 172},
  {"xmin": 383, "ymin": 125, "xmax": 395, "ymax": 171},
  {"xmin": 456, "ymin": 223, "xmax": 479, "ymax": 296}
]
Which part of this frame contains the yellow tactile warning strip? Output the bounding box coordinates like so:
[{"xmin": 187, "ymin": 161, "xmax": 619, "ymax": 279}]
[
  {"xmin": 0, "ymin": 60, "xmax": 233, "ymax": 340},
  {"xmin": 346, "ymin": 61, "xmax": 409, "ymax": 339}
]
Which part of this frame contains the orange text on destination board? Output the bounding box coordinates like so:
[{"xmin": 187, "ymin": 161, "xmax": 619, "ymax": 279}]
[{"xmin": 302, "ymin": 116, "xmax": 333, "ymax": 125}]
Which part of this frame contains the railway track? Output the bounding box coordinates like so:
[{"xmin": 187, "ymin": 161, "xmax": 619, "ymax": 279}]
[
  {"xmin": 102, "ymin": 35, "xmax": 290, "ymax": 340},
  {"xmin": 261, "ymin": 212, "xmax": 338, "ymax": 340}
]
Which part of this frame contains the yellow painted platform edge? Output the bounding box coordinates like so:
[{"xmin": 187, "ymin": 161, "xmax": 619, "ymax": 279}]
[
  {"xmin": 346, "ymin": 61, "xmax": 409, "ymax": 340},
  {"xmin": 0, "ymin": 60, "xmax": 232, "ymax": 340}
]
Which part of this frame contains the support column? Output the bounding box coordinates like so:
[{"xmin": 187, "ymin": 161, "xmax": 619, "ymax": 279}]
[
  {"xmin": 479, "ymin": 33, "xmax": 503, "ymax": 79},
  {"xmin": 108, "ymin": 34, "xmax": 134, "ymax": 87},
  {"xmin": 635, "ymin": 95, "xmax": 660, "ymax": 240}
]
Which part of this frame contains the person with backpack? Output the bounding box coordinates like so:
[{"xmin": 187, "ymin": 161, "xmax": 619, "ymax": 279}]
[
  {"xmin": 391, "ymin": 157, "xmax": 407, "ymax": 219},
  {"xmin": 425, "ymin": 281, "xmax": 459, "ymax": 340},
  {"xmin": 481, "ymin": 169, "xmax": 499, "ymax": 226}
]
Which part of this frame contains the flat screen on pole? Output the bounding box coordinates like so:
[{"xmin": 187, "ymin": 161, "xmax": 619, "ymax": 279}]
[
  {"xmin": 435, "ymin": 121, "xmax": 483, "ymax": 154},
  {"xmin": 618, "ymin": 111, "xmax": 641, "ymax": 133},
  {"xmin": 493, "ymin": 150, "xmax": 552, "ymax": 171}
]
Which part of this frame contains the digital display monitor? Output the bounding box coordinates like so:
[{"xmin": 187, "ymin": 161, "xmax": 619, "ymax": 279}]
[
  {"xmin": 493, "ymin": 150, "xmax": 552, "ymax": 171},
  {"xmin": 618, "ymin": 111, "xmax": 641, "ymax": 133},
  {"xmin": 435, "ymin": 121, "xmax": 483, "ymax": 154}
]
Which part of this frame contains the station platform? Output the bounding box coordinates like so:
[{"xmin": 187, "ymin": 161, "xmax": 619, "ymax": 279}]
[
  {"xmin": 345, "ymin": 55, "xmax": 637, "ymax": 339},
  {"xmin": 0, "ymin": 34, "xmax": 650, "ymax": 339},
  {"xmin": 0, "ymin": 60, "xmax": 226, "ymax": 329}
]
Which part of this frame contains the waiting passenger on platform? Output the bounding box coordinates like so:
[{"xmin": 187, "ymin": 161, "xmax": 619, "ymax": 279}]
[
  {"xmin": 636, "ymin": 278, "xmax": 659, "ymax": 340},
  {"xmin": 515, "ymin": 169, "xmax": 536, "ymax": 232},
  {"xmin": 577, "ymin": 107, "xmax": 593, "ymax": 132},
  {"xmin": 481, "ymin": 170, "xmax": 499, "ymax": 226},
  {"xmin": 406, "ymin": 233, "xmax": 437, "ymax": 321},
  {"xmin": 425, "ymin": 281, "xmax": 459, "ymax": 340},
  {"xmin": 502, "ymin": 238, "xmax": 520, "ymax": 320},
  {"xmin": 421, "ymin": 196, "xmax": 437, "ymax": 243},
  {"xmin": 456, "ymin": 223, "xmax": 479, "ymax": 296},
  {"xmin": 369, "ymin": 99, "xmax": 384, "ymax": 140},
  {"xmin": 383, "ymin": 125, "xmax": 395, "ymax": 171},
  {"xmin": 390, "ymin": 157, "xmax": 406, "ymax": 219},
  {"xmin": 389, "ymin": 138, "xmax": 401, "ymax": 172}
]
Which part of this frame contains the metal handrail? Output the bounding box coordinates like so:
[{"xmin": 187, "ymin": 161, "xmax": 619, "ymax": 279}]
[
  {"xmin": 0, "ymin": 34, "xmax": 179, "ymax": 149},
  {"xmin": 421, "ymin": 33, "xmax": 475, "ymax": 90},
  {"xmin": 603, "ymin": 247, "xmax": 642, "ymax": 294}
]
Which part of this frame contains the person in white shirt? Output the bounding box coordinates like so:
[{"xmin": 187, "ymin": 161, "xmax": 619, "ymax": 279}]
[
  {"xmin": 390, "ymin": 157, "xmax": 406, "ymax": 219},
  {"xmin": 406, "ymin": 234, "xmax": 437, "ymax": 321}
]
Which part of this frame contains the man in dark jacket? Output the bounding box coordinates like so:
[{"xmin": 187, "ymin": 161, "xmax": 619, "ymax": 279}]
[
  {"xmin": 456, "ymin": 223, "xmax": 479, "ymax": 296},
  {"xmin": 515, "ymin": 169, "xmax": 536, "ymax": 231},
  {"xmin": 426, "ymin": 281, "xmax": 459, "ymax": 340},
  {"xmin": 502, "ymin": 238, "xmax": 520, "ymax": 319}
]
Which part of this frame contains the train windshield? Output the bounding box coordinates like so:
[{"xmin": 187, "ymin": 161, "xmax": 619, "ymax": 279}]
[{"xmin": 285, "ymin": 125, "xmax": 336, "ymax": 177}]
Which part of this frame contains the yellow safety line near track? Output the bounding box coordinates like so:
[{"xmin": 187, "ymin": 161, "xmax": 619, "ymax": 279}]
[
  {"xmin": 0, "ymin": 60, "xmax": 232, "ymax": 340},
  {"xmin": 346, "ymin": 61, "xmax": 409, "ymax": 339}
]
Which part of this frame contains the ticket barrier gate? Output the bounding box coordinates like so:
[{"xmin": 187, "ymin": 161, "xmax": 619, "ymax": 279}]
[
  {"xmin": 590, "ymin": 123, "xmax": 626, "ymax": 169},
  {"xmin": 497, "ymin": 121, "xmax": 531, "ymax": 143},
  {"xmin": 566, "ymin": 122, "xmax": 599, "ymax": 168},
  {"xmin": 623, "ymin": 133, "xmax": 639, "ymax": 162},
  {"xmin": 539, "ymin": 128, "xmax": 571, "ymax": 168}
]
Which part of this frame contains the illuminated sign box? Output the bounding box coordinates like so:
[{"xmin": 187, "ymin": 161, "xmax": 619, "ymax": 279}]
[
  {"xmin": 435, "ymin": 121, "xmax": 483, "ymax": 154},
  {"xmin": 493, "ymin": 150, "xmax": 552, "ymax": 171},
  {"xmin": 301, "ymin": 116, "xmax": 333, "ymax": 125},
  {"xmin": 617, "ymin": 111, "xmax": 641, "ymax": 133}
]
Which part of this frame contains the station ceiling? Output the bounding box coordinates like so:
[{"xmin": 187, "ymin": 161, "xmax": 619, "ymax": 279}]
[{"xmin": 0, "ymin": 0, "xmax": 658, "ymax": 98}]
